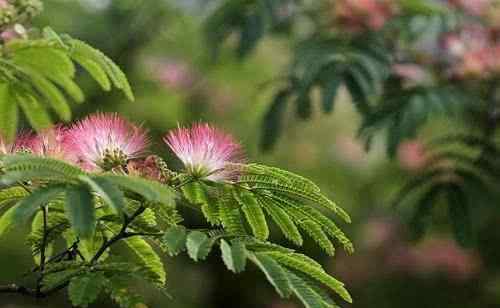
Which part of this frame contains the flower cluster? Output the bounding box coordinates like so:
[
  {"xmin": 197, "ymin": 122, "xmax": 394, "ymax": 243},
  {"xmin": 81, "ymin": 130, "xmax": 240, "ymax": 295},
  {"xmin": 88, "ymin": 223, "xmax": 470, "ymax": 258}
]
[
  {"xmin": 441, "ymin": 24, "xmax": 500, "ymax": 78},
  {"xmin": 0, "ymin": 113, "xmax": 244, "ymax": 182},
  {"xmin": 332, "ymin": 0, "xmax": 398, "ymax": 33},
  {"xmin": 0, "ymin": 0, "xmax": 42, "ymax": 42},
  {"xmin": 335, "ymin": 217, "xmax": 481, "ymax": 285},
  {"xmin": 327, "ymin": 0, "xmax": 500, "ymax": 81}
]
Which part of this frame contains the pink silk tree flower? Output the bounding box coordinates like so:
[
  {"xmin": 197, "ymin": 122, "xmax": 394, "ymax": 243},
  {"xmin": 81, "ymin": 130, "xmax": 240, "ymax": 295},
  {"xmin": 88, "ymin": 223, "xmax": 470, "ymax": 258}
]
[
  {"xmin": 0, "ymin": 134, "xmax": 8, "ymax": 154},
  {"xmin": 29, "ymin": 126, "xmax": 72, "ymax": 161},
  {"xmin": 0, "ymin": 132, "xmax": 34, "ymax": 155},
  {"xmin": 0, "ymin": 24, "xmax": 26, "ymax": 42},
  {"xmin": 164, "ymin": 123, "xmax": 244, "ymax": 181},
  {"xmin": 64, "ymin": 113, "xmax": 149, "ymax": 171}
]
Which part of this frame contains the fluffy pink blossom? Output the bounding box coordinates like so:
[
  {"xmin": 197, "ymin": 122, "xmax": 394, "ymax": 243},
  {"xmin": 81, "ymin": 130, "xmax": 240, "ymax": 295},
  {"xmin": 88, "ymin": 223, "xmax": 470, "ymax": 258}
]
[
  {"xmin": 0, "ymin": 132, "xmax": 33, "ymax": 155},
  {"xmin": 164, "ymin": 123, "xmax": 244, "ymax": 181},
  {"xmin": 64, "ymin": 113, "xmax": 149, "ymax": 171},
  {"xmin": 29, "ymin": 126, "xmax": 71, "ymax": 161}
]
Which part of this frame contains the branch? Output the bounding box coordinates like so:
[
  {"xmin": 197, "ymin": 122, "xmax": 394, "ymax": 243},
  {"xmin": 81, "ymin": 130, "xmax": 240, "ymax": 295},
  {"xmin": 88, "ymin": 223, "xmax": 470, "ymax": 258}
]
[
  {"xmin": 90, "ymin": 205, "xmax": 146, "ymax": 264},
  {"xmin": 36, "ymin": 205, "xmax": 49, "ymax": 296},
  {"xmin": 0, "ymin": 284, "xmax": 37, "ymax": 297},
  {"xmin": 124, "ymin": 232, "xmax": 164, "ymax": 237}
]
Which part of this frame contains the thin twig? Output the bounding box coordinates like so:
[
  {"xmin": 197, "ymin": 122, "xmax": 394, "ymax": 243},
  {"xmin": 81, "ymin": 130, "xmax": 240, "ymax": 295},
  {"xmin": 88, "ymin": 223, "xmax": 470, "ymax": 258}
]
[
  {"xmin": 0, "ymin": 284, "xmax": 37, "ymax": 296},
  {"xmin": 35, "ymin": 205, "xmax": 49, "ymax": 295},
  {"xmin": 90, "ymin": 205, "xmax": 146, "ymax": 264}
]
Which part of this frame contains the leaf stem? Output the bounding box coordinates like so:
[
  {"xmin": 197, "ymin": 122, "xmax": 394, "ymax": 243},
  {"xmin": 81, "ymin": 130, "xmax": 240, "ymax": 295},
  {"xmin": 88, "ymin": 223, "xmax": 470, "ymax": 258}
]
[
  {"xmin": 35, "ymin": 205, "xmax": 49, "ymax": 295},
  {"xmin": 89, "ymin": 205, "xmax": 146, "ymax": 264}
]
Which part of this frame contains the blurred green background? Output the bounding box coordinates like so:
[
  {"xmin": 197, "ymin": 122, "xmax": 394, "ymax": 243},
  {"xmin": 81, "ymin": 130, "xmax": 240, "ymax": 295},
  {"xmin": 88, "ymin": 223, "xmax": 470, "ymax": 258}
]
[{"xmin": 2, "ymin": 1, "xmax": 500, "ymax": 307}]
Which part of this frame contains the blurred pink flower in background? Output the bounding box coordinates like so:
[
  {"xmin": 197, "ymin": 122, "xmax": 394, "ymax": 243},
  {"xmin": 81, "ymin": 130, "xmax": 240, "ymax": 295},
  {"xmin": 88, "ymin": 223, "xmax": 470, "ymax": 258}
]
[
  {"xmin": 154, "ymin": 60, "xmax": 197, "ymax": 91},
  {"xmin": 447, "ymin": 0, "xmax": 490, "ymax": 15},
  {"xmin": 334, "ymin": 0, "xmax": 398, "ymax": 32},
  {"xmin": 361, "ymin": 217, "xmax": 402, "ymax": 249},
  {"xmin": 335, "ymin": 217, "xmax": 407, "ymax": 284},
  {"xmin": 412, "ymin": 238, "xmax": 481, "ymax": 281},
  {"xmin": 397, "ymin": 140, "xmax": 428, "ymax": 172},
  {"xmin": 0, "ymin": 0, "xmax": 9, "ymax": 8},
  {"xmin": 335, "ymin": 216, "xmax": 481, "ymax": 285},
  {"xmin": 442, "ymin": 25, "xmax": 490, "ymax": 58},
  {"xmin": 440, "ymin": 24, "xmax": 500, "ymax": 78},
  {"xmin": 332, "ymin": 135, "xmax": 367, "ymax": 166},
  {"xmin": 209, "ymin": 85, "xmax": 237, "ymax": 116},
  {"xmin": 386, "ymin": 238, "xmax": 481, "ymax": 282},
  {"xmin": 392, "ymin": 63, "xmax": 431, "ymax": 88}
]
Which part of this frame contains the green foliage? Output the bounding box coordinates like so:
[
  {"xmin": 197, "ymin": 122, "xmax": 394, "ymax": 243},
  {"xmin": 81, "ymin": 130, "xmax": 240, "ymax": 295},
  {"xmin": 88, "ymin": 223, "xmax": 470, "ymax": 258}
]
[
  {"xmin": 249, "ymin": 251, "xmax": 292, "ymax": 298},
  {"xmin": 234, "ymin": 188, "xmax": 270, "ymax": 240},
  {"xmin": 394, "ymin": 134, "xmax": 500, "ymax": 245},
  {"xmin": 220, "ymin": 239, "xmax": 247, "ymax": 273},
  {"xmin": 67, "ymin": 38, "xmax": 134, "ymax": 101},
  {"xmin": 0, "ymin": 186, "xmax": 28, "ymax": 208},
  {"xmin": 28, "ymin": 210, "xmax": 68, "ymax": 262},
  {"xmin": 186, "ymin": 230, "xmax": 216, "ymax": 262},
  {"xmin": 123, "ymin": 236, "xmax": 166, "ymax": 287},
  {"xmin": 233, "ymin": 164, "xmax": 354, "ymax": 255},
  {"xmin": 204, "ymin": 0, "xmax": 295, "ymax": 60},
  {"xmin": 260, "ymin": 35, "xmax": 390, "ymax": 150},
  {"xmin": 246, "ymin": 246, "xmax": 351, "ymax": 306},
  {"xmin": 65, "ymin": 185, "xmax": 95, "ymax": 239},
  {"xmin": 100, "ymin": 174, "xmax": 176, "ymax": 206},
  {"xmin": 79, "ymin": 175, "xmax": 125, "ymax": 214},
  {"xmin": 0, "ymin": 185, "xmax": 64, "ymax": 236},
  {"xmin": 359, "ymin": 81, "xmax": 467, "ymax": 156},
  {"xmin": 203, "ymin": 0, "xmax": 500, "ymax": 253},
  {"xmin": 68, "ymin": 272, "xmax": 107, "ymax": 308},
  {"xmin": 0, "ymin": 109, "xmax": 352, "ymax": 308},
  {"xmin": 0, "ymin": 12, "xmax": 355, "ymax": 301},
  {"xmin": 217, "ymin": 186, "xmax": 247, "ymax": 235},
  {"xmin": 161, "ymin": 225, "xmax": 187, "ymax": 256},
  {"xmin": 0, "ymin": 28, "xmax": 133, "ymax": 140},
  {"xmin": 0, "ymin": 154, "xmax": 85, "ymax": 185},
  {"xmin": 105, "ymin": 274, "xmax": 147, "ymax": 308}
]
